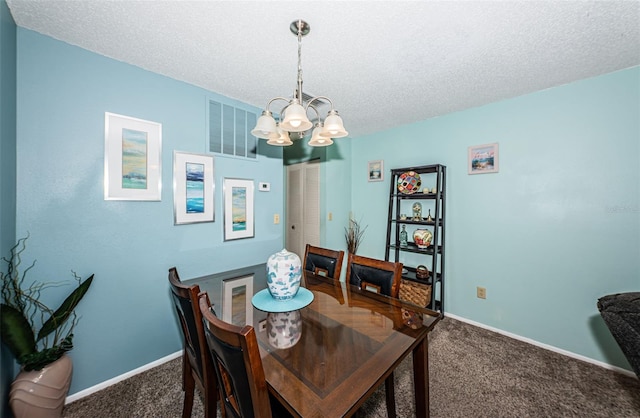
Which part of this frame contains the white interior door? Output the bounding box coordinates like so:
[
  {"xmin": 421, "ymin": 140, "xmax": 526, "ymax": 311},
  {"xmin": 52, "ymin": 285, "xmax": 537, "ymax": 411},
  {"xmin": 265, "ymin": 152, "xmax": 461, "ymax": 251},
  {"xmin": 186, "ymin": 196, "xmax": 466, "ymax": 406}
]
[{"xmin": 286, "ymin": 161, "xmax": 320, "ymax": 258}]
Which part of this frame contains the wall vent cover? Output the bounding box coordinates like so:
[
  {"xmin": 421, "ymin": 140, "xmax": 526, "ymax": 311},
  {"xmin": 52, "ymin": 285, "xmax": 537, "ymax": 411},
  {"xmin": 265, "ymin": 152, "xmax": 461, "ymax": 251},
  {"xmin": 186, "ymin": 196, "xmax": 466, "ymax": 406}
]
[{"xmin": 208, "ymin": 99, "xmax": 258, "ymax": 159}]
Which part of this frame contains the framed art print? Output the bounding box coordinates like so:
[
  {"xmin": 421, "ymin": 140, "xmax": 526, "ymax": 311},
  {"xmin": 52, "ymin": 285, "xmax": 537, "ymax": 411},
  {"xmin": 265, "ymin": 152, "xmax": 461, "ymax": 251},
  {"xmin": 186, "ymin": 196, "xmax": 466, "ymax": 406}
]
[
  {"xmin": 173, "ymin": 151, "xmax": 215, "ymax": 225},
  {"xmin": 468, "ymin": 142, "xmax": 499, "ymax": 174},
  {"xmin": 223, "ymin": 178, "xmax": 255, "ymax": 241},
  {"xmin": 368, "ymin": 160, "xmax": 384, "ymax": 182},
  {"xmin": 104, "ymin": 112, "xmax": 162, "ymax": 200}
]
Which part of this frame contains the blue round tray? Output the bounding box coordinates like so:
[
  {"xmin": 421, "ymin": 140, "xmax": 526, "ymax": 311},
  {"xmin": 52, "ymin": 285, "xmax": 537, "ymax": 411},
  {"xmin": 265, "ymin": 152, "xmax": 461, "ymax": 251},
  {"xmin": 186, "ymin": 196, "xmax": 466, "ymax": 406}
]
[{"xmin": 252, "ymin": 287, "xmax": 314, "ymax": 313}]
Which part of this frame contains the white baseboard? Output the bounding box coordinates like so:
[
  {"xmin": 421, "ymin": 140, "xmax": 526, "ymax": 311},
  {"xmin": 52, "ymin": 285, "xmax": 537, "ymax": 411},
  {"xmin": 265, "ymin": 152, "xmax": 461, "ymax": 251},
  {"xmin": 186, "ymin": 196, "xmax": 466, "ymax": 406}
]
[
  {"xmin": 65, "ymin": 350, "xmax": 183, "ymax": 404},
  {"xmin": 445, "ymin": 313, "xmax": 637, "ymax": 379}
]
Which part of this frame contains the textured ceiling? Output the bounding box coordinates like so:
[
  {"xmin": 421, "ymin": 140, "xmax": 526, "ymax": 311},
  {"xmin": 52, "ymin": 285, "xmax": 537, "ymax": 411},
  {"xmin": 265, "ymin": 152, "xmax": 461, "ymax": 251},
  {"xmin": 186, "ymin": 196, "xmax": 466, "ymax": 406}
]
[{"xmin": 7, "ymin": 0, "xmax": 640, "ymax": 138}]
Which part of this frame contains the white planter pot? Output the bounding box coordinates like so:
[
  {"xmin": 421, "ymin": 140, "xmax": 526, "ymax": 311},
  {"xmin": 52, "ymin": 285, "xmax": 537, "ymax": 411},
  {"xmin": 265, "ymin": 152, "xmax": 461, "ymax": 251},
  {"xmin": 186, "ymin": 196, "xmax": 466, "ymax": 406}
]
[{"xmin": 10, "ymin": 355, "xmax": 73, "ymax": 418}]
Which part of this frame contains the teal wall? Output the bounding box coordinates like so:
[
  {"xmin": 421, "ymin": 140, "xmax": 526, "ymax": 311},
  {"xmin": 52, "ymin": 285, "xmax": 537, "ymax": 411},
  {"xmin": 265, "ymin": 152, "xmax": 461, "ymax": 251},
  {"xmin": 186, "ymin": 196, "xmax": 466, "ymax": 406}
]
[
  {"xmin": 322, "ymin": 139, "xmax": 352, "ymax": 253},
  {"xmin": 0, "ymin": 0, "xmax": 17, "ymax": 415},
  {"xmin": 14, "ymin": 28, "xmax": 285, "ymax": 396},
  {"xmin": 345, "ymin": 67, "xmax": 640, "ymax": 372}
]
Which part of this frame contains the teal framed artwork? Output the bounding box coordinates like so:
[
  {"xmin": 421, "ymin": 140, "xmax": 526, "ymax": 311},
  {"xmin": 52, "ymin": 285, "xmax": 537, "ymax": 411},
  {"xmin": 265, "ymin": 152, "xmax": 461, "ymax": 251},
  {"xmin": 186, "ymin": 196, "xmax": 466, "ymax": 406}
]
[
  {"xmin": 104, "ymin": 112, "xmax": 162, "ymax": 200},
  {"xmin": 173, "ymin": 151, "xmax": 215, "ymax": 225},
  {"xmin": 223, "ymin": 178, "xmax": 255, "ymax": 241}
]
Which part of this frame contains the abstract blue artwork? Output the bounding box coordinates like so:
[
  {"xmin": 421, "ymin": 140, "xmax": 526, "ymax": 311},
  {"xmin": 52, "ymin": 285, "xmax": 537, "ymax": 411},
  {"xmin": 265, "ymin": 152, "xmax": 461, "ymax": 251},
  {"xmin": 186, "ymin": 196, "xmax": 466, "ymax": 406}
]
[{"xmin": 185, "ymin": 162, "xmax": 205, "ymax": 213}]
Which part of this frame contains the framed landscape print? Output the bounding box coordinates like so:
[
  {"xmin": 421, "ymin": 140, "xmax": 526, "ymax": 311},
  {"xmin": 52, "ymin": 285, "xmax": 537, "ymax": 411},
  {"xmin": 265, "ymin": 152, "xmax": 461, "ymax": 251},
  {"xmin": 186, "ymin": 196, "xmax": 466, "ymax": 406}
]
[
  {"xmin": 104, "ymin": 112, "xmax": 162, "ymax": 200},
  {"xmin": 368, "ymin": 160, "xmax": 384, "ymax": 182},
  {"xmin": 468, "ymin": 142, "xmax": 499, "ymax": 174},
  {"xmin": 173, "ymin": 151, "xmax": 215, "ymax": 225},
  {"xmin": 223, "ymin": 178, "xmax": 255, "ymax": 241}
]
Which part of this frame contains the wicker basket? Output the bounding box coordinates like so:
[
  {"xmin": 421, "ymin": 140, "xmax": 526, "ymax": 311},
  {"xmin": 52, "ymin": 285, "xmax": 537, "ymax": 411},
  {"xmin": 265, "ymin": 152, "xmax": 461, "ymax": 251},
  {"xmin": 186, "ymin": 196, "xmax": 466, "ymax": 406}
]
[{"xmin": 399, "ymin": 279, "xmax": 432, "ymax": 307}]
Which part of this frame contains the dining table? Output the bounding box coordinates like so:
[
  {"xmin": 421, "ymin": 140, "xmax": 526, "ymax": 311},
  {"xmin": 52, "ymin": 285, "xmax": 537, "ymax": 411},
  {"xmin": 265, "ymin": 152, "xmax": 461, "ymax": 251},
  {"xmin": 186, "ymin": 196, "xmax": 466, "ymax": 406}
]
[{"xmin": 252, "ymin": 270, "xmax": 442, "ymax": 417}]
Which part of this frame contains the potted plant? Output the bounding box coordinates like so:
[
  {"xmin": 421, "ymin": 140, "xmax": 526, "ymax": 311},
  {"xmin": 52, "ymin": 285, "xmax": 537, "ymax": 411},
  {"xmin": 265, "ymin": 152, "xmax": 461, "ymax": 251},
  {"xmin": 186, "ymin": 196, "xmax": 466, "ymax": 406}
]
[{"xmin": 1, "ymin": 235, "xmax": 94, "ymax": 417}]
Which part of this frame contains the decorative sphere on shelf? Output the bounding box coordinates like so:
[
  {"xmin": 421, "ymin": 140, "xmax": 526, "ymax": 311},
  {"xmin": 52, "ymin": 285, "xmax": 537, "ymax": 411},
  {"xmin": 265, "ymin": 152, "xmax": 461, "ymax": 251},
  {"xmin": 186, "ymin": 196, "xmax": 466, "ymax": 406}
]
[
  {"xmin": 266, "ymin": 249, "xmax": 302, "ymax": 300},
  {"xmin": 413, "ymin": 229, "xmax": 433, "ymax": 249}
]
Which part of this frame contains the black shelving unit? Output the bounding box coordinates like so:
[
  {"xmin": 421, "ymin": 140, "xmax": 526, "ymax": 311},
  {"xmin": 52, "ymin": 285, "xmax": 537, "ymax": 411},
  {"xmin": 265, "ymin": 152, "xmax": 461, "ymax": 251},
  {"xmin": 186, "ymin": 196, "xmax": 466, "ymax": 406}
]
[{"xmin": 385, "ymin": 164, "xmax": 446, "ymax": 314}]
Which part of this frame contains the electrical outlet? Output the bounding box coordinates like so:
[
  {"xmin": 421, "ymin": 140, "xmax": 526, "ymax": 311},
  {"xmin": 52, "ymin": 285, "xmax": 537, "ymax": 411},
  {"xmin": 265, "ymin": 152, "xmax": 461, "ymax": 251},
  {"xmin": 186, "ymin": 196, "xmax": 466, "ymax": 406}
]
[
  {"xmin": 328, "ymin": 212, "xmax": 333, "ymax": 221},
  {"xmin": 477, "ymin": 286, "xmax": 486, "ymax": 299},
  {"xmin": 274, "ymin": 214, "xmax": 280, "ymax": 224}
]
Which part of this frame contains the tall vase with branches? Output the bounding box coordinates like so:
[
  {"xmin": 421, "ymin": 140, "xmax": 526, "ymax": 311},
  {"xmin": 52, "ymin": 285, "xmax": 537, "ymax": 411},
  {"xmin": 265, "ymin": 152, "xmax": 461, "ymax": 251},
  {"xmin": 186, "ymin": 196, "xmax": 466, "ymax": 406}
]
[{"xmin": 344, "ymin": 217, "xmax": 367, "ymax": 254}]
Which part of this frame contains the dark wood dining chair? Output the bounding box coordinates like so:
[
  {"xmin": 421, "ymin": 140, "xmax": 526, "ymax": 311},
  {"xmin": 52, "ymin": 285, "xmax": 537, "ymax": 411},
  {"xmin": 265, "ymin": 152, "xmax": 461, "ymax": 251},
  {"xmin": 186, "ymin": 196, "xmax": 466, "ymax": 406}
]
[
  {"xmin": 345, "ymin": 253, "xmax": 403, "ymax": 418},
  {"xmin": 346, "ymin": 253, "xmax": 402, "ymax": 298},
  {"xmin": 198, "ymin": 291, "xmax": 291, "ymax": 418},
  {"xmin": 303, "ymin": 244, "xmax": 345, "ymax": 279},
  {"xmin": 168, "ymin": 267, "xmax": 219, "ymax": 418}
]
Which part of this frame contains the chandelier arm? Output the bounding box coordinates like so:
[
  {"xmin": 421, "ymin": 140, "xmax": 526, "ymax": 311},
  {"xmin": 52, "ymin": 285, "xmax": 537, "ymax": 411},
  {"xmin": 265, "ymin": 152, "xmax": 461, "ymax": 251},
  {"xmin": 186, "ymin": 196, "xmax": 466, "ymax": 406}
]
[
  {"xmin": 305, "ymin": 96, "xmax": 336, "ymax": 111},
  {"xmin": 306, "ymin": 104, "xmax": 321, "ymax": 123},
  {"xmin": 265, "ymin": 97, "xmax": 292, "ymax": 112}
]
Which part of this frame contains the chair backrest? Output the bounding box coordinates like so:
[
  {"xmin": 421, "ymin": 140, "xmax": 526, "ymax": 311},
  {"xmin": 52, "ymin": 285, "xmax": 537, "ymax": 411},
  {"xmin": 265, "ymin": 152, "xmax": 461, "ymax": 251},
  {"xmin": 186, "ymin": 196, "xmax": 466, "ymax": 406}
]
[
  {"xmin": 198, "ymin": 291, "xmax": 273, "ymax": 418},
  {"xmin": 168, "ymin": 268, "xmax": 211, "ymax": 386},
  {"xmin": 346, "ymin": 253, "xmax": 402, "ymax": 298},
  {"xmin": 303, "ymin": 244, "xmax": 345, "ymax": 279}
]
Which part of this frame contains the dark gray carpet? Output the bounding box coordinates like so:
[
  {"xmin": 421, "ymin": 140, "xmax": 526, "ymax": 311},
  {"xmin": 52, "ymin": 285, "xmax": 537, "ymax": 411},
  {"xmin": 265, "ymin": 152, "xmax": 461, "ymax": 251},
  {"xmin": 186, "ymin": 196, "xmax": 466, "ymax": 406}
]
[{"xmin": 62, "ymin": 318, "xmax": 640, "ymax": 417}]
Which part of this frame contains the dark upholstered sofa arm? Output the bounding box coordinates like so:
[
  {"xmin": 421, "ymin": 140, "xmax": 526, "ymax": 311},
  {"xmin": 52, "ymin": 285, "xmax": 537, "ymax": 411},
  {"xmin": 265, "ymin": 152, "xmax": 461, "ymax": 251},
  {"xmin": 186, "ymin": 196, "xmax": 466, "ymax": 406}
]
[{"xmin": 597, "ymin": 292, "xmax": 640, "ymax": 378}]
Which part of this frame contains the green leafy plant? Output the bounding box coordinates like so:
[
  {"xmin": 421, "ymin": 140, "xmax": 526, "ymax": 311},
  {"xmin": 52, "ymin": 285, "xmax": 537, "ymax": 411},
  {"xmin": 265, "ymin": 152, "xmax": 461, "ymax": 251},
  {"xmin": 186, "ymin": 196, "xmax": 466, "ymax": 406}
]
[
  {"xmin": 1, "ymin": 236, "xmax": 94, "ymax": 371},
  {"xmin": 344, "ymin": 217, "xmax": 368, "ymax": 254}
]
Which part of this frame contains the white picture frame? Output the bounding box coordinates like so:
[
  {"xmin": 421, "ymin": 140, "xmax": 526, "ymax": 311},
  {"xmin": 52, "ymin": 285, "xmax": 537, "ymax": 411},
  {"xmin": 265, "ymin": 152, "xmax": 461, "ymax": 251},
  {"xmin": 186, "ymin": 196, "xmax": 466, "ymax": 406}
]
[
  {"xmin": 368, "ymin": 160, "xmax": 384, "ymax": 182},
  {"xmin": 104, "ymin": 112, "xmax": 162, "ymax": 200},
  {"xmin": 223, "ymin": 178, "xmax": 255, "ymax": 241},
  {"xmin": 222, "ymin": 275, "xmax": 254, "ymax": 326},
  {"xmin": 468, "ymin": 142, "xmax": 499, "ymax": 174},
  {"xmin": 173, "ymin": 151, "xmax": 215, "ymax": 225}
]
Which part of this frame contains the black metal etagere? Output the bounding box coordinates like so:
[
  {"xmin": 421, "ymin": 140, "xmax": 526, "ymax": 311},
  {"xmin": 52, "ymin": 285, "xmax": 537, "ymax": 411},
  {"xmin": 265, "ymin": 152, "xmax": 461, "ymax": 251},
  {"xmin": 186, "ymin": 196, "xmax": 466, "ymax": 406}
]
[{"xmin": 385, "ymin": 164, "xmax": 446, "ymax": 314}]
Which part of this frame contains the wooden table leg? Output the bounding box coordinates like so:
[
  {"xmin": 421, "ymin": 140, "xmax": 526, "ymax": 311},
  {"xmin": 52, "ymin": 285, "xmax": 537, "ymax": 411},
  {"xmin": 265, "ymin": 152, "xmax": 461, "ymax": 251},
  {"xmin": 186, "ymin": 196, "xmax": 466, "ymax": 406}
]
[{"xmin": 412, "ymin": 336, "xmax": 429, "ymax": 418}]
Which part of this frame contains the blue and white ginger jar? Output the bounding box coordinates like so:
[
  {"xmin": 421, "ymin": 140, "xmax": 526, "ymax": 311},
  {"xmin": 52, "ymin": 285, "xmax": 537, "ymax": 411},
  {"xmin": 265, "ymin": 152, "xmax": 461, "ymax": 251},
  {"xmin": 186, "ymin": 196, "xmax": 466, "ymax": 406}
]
[{"xmin": 266, "ymin": 249, "xmax": 302, "ymax": 300}]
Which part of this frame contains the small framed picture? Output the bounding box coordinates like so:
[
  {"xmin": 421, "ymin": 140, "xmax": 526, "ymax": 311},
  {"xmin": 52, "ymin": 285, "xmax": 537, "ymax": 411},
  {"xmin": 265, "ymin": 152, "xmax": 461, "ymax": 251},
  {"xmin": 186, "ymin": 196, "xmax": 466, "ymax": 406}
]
[
  {"xmin": 173, "ymin": 151, "xmax": 215, "ymax": 225},
  {"xmin": 468, "ymin": 143, "xmax": 499, "ymax": 174},
  {"xmin": 368, "ymin": 160, "xmax": 384, "ymax": 182},
  {"xmin": 223, "ymin": 178, "xmax": 255, "ymax": 241},
  {"xmin": 104, "ymin": 112, "xmax": 162, "ymax": 200},
  {"xmin": 222, "ymin": 275, "xmax": 254, "ymax": 326}
]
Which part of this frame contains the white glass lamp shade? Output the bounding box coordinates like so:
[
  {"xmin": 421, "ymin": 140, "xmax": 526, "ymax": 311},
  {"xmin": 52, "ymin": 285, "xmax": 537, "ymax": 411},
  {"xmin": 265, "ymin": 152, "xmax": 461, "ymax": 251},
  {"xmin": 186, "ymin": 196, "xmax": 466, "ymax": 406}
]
[
  {"xmin": 308, "ymin": 125, "xmax": 333, "ymax": 147},
  {"xmin": 319, "ymin": 110, "xmax": 348, "ymax": 138},
  {"xmin": 251, "ymin": 111, "xmax": 278, "ymax": 139},
  {"xmin": 280, "ymin": 102, "xmax": 313, "ymax": 132},
  {"xmin": 267, "ymin": 125, "xmax": 293, "ymax": 146}
]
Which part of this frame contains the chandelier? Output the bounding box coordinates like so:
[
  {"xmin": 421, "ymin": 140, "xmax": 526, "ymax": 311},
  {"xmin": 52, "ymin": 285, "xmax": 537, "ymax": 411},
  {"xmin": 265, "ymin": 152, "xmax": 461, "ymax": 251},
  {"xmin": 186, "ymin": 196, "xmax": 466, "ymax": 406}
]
[{"xmin": 251, "ymin": 20, "xmax": 348, "ymax": 147}]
